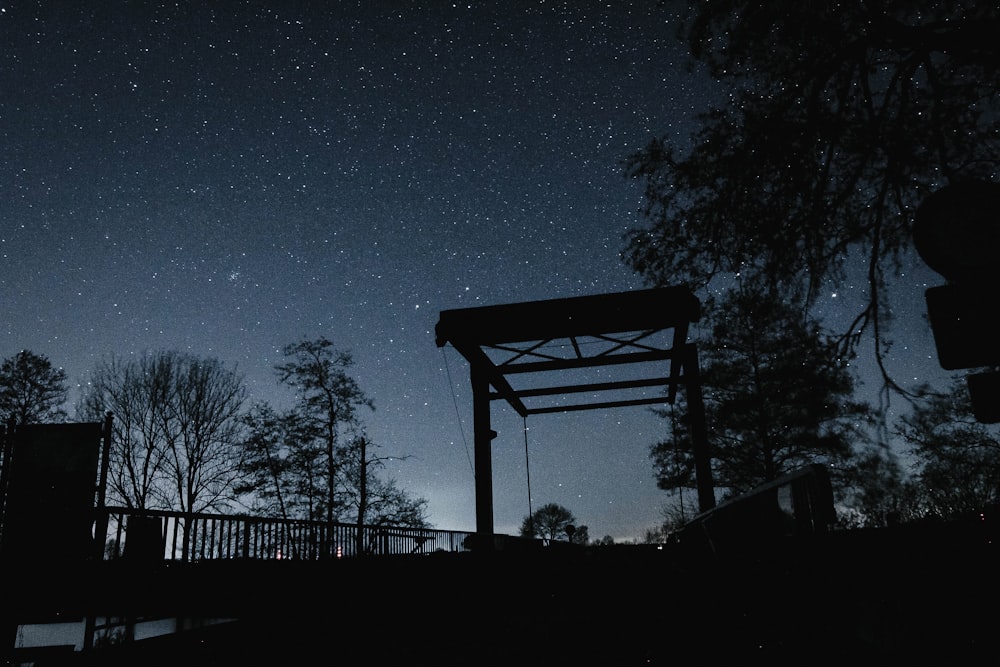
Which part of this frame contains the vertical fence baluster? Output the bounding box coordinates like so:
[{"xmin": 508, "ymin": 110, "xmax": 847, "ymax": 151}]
[{"xmin": 93, "ymin": 509, "xmax": 472, "ymax": 561}]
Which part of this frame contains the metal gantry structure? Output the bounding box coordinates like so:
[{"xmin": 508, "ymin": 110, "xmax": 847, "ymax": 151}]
[{"xmin": 434, "ymin": 286, "xmax": 716, "ymax": 546}]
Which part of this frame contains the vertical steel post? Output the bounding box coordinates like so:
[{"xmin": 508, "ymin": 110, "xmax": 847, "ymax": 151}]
[
  {"xmin": 684, "ymin": 344, "xmax": 716, "ymax": 513},
  {"xmin": 471, "ymin": 364, "xmax": 495, "ymax": 551}
]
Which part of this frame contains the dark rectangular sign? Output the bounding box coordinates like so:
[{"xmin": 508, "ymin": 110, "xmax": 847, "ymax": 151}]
[{"xmin": 0, "ymin": 422, "xmax": 103, "ymax": 563}]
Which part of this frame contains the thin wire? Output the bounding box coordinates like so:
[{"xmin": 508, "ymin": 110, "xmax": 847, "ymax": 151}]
[
  {"xmin": 441, "ymin": 347, "xmax": 475, "ymax": 476},
  {"xmin": 523, "ymin": 415, "xmax": 533, "ymax": 522}
]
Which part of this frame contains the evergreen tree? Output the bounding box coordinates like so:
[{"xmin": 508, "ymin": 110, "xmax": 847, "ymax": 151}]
[
  {"xmin": 897, "ymin": 379, "xmax": 1000, "ymax": 519},
  {"xmin": 0, "ymin": 350, "xmax": 69, "ymax": 425},
  {"xmin": 237, "ymin": 404, "xmax": 295, "ymax": 519},
  {"xmin": 838, "ymin": 446, "xmax": 923, "ymax": 528},
  {"xmin": 651, "ymin": 285, "xmax": 873, "ymax": 498},
  {"xmin": 275, "ymin": 338, "xmax": 374, "ymax": 524}
]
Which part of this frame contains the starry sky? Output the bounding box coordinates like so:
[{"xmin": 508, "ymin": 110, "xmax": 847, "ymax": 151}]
[{"xmin": 1, "ymin": 1, "xmax": 949, "ymax": 541}]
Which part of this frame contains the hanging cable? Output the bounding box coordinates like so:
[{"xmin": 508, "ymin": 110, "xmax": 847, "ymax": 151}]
[
  {"xmin": 441, "ymin": 347, "xmax": 475, "ymax": 476},
  {"xmin": 523, "ymin": 415, "xmax": 533, "ymax": 522}
]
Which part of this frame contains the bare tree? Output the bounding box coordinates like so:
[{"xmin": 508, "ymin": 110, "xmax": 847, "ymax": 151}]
[
  {"xmin": 341, "ymin": 432, "xmax": 429, "ymax": 553},
  {"xmin": 79, "ymin": 351, "xmax": 247, "ymax": 513},
  {"xmin": 164, "ymin": 355, "xmax": 248, "ymax": 514},
  {"xmin": 79, "ymin": 353, "xmax": 174, "ymax": 509}
]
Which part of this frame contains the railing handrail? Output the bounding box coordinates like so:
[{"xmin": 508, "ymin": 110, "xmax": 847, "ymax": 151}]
[
  {"xmin": 96, "ymin": 506, "xmax": 475, "ymax": 562},
  {"xmin": 101, "ymin": 505, "xmax": 444, "ymax": 530}
]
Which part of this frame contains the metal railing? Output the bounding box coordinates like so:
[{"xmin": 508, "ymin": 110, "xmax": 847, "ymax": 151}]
[{"xmin": 97, "ymin": 507, "xmax": 475, "ymax": 562}]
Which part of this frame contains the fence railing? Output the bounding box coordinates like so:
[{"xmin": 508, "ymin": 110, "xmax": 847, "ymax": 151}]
[{"xmin": 97, "ymin": 507, "xmax": 475, "ymax": 562}]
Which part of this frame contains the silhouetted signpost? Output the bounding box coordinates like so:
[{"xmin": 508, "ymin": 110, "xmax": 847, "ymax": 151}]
[{"xmin": 913, "ymin": 180, "xmax": 1000, "ymax": 422}]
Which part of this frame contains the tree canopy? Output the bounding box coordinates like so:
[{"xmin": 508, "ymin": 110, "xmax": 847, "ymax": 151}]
[
  {"xmin": 651, "ymin": 285, "xmax": 873, "ymax": 498},
  {"xmin": 78, "ymin": 351, "xmax": 247, "ymax": 512},
  {"xmin": 520, "ymin": 502, "xmax": 577, "ymax": 544},
  {"xmin": 897, "ymin": 380, "xmax": 1000, "ymax": 518},
  {"xmin": 238, "ymin": 338, "xmax": 428, "ymax": 533},
  {"xmin": 624, "ymin": 1, "xmax": 1000, "ymax": 389},
  {"xmin": 274, "ymin": 338, "xmax": 374, "ymax": 524},
  {"xmin": 0, "ymin": 350, "xmax": 69, "ymax": 425}
]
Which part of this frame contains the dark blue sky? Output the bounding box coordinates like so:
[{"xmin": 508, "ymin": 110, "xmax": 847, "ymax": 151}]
[{"xmin": 1, "ymin": 1, "xmax": 947, "ymax": 539}]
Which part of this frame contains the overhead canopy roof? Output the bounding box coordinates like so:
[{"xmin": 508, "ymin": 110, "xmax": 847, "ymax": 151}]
[{"xmin": 435, "ymin": 286, "xmax": 701, "ymax": 416}]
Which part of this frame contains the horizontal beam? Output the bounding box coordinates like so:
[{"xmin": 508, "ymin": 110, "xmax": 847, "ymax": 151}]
[
  {"xmin": 524, "ymin": 396, "xmax": 675, "ymax": 415},
  {"xmin": 496, "ymin": 349, "xmax": 676, "ymax": 374},
  {"xmin": 435, "ymin": 287, "xmax": 700, "ymax": 347},
  {"xmin": 492, "ymin": 376, "xmax": 675, "ymax": 400}
]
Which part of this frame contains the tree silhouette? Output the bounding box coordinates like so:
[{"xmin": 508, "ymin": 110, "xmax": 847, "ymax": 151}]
[
  {"xmin": 165, "ymin": 354, "xmax": 248, "ymax": 515},
  {"xmin": 838, "ymin": 446, "xmax": 921, "ymax": 528},
  {"xmin": 897, "ymin": 379, "xmax": 1000, "ymax": 519},
  {"xmin": 79, "ymin": 351, "xmax": 246, "ymax": 514},
  {"xmin": 237, "ymin": 403, "xmax": 295, "ymax": 519},
  {"xmin": 0, "ymin": 350, "xmax": 68, "ymax": 425},
  {"xmin": 340, "ymin": 432, "xmax": 429, "ymax": 532},
  {"xmin": 78, "ymin": 353, "xmax": 173, "ymax": 509},
  {"xmin": 624, "ymin": 2, "xmax": 1000, "ymax": 393},
  {"xmin": 275, "ymin": 338, "xmax": 374, "ymax": 525},
  {"xmin": 651, "ymin": 284, "xmax": 873, "ymax": 498},
  {"xmin": 520, "ymin": 503, "xmax": 577, "ymax": 544},
  {"xmin": 239, "ymin": 346, "xmax": 428, "ymax": 537}
]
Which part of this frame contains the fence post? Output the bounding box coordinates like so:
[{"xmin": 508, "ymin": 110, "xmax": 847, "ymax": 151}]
[{"xmin": 92, "ymin": 412, "xmax": 114, "ymax": 561}]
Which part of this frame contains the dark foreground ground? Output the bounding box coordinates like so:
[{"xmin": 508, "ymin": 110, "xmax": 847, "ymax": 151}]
[{"xmin": 4, "ymin": 522, "xmax": 998, "ymax": 666}]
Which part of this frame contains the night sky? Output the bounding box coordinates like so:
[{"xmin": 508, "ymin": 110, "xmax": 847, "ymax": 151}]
[{"xmin": 1, "ymin": 1, "xmax": 948, "ymax": 540}]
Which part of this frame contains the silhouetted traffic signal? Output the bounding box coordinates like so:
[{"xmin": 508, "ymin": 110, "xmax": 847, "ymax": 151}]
[
  {"xmin": 923, "ymin": 284, "xmax": 996, "ymax": 371},
  {"xmin": 913, "ymin": 180, "xmax": 1000, "ymax": 285},
  {"xmin": 913, "ymin": 181, "xmax": 1000, "ymax": 422},
  {"xmin": 968, "ymin": 371, "xmax": 1000, "ymax": 424}
]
